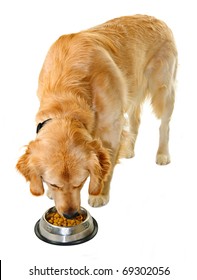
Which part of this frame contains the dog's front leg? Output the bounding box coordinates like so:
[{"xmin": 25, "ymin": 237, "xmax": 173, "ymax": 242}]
[
  {"xmin": 88, "ymin": 119, "xmax": 122, "ymax": 207},
  {"xmin": 88, "ymin": 172, "xmax": 113, "ymax": 207}
]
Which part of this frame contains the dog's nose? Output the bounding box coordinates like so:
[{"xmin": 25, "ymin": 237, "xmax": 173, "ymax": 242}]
[{"xmin": 63, "ymin": 211, "xmax": 78, "ymax": 219}]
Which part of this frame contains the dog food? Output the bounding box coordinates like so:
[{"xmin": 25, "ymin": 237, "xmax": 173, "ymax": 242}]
[{"xmin": 46, "ymin": 211, "xmax": 85, "ymax": 227}]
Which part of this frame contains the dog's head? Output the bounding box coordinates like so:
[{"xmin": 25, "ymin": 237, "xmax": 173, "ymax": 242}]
[{"xmin": 16, "ymin": 119, "xmax": 111, "ymax": 218}]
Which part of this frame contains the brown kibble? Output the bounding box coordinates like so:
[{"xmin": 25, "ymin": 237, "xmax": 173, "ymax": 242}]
[{"xmin": 46, "ymin": 210, "xmax": 85, "ymax": 227}]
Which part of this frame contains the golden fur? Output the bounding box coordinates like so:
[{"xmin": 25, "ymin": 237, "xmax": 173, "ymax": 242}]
[{"xmin": 16, "ymin": 15, "xmax": 177, "ymax": 217}]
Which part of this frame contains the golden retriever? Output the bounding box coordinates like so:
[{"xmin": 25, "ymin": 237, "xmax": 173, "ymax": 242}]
[{"xmin": 16, "ymin": 15, "xmax": 177, "ymax": 218}]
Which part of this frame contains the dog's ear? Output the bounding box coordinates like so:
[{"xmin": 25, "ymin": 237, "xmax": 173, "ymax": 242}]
[
  {"xmin": 16, "ymin": 141, "xmax": 44, "ymax": 196},
  {"xmin": 87, "ymin": 140, "xmax": 111, "ymax": 195}
]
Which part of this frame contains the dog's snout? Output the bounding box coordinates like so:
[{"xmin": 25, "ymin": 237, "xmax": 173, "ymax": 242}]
[{"xmin": 63, "ymin": 211, "xmax": 78, "ymax": 219}]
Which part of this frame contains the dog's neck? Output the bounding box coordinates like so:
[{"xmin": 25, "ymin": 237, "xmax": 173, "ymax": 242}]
[{"xmin": 36, "ymin": 95, "xmax": 95, "ymax": 134}]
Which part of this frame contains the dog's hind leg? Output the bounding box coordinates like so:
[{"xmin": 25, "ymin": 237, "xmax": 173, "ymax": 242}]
[
  {"xmin": 146, "ymin": 43, "xmax": 177, "ymax": 165},
  {"xmin": 154, "ymin": 86, "xmax": 175, "ymax": 165},
  {"xmin": 118, "ymin": 106, "xmax": 141, "ymax": 159}
]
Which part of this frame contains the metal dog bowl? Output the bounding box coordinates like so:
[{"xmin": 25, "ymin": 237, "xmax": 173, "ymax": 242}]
[{"xmin": 34, "ymin": 206, "xmax": 98, "ymax": 245}]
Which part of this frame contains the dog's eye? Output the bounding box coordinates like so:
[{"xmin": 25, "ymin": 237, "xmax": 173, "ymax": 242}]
[
  {"xmin": 73, "ymin": 184, "xmax": 82, "ymax": 189},
  {"xmin": 50, "ymin": 184, "xmax": 60, "ymax": 189}
]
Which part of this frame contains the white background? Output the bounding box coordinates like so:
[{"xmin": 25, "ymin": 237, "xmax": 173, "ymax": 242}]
[{"xmin": 0, "ymin": 1, "xmax": 197, "ymax": 279}]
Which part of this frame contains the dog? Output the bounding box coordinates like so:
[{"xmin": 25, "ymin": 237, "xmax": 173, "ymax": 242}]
[{"xmin": 16, "ymin": 15, "xmax": 177, "ymax": 218}]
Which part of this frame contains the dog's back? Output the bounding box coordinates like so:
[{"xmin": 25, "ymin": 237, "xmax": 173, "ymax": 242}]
[{"xmin": 38, "ymin": 15, "xmax": 177, "ymax": 102}]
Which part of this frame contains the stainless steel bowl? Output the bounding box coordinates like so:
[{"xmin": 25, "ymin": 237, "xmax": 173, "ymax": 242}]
[{"xmin": 34, "ymin": 206, "xmax": 98, "ymax": 245}]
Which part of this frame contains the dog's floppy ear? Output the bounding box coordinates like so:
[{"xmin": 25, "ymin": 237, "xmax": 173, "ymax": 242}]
[
  {"xmin": 16, "ymin": 141, "xmax": 44, "ymax": 196},
  {"xmin": 88, "ymin": 140, "xmax": 111, "ymax": 195}
]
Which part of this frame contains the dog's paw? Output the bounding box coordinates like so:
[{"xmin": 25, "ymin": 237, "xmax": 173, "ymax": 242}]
[
  {"xmin": 88, "ymin": 194, "xmax": 109, "ymax": 207},
  {"xmin": 118, "ymin": 146, "xmax": 135, "ymax": 160},
  {"xmin": 156, "ymin": 154, "xmax": 171, "ymax": 165}
]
